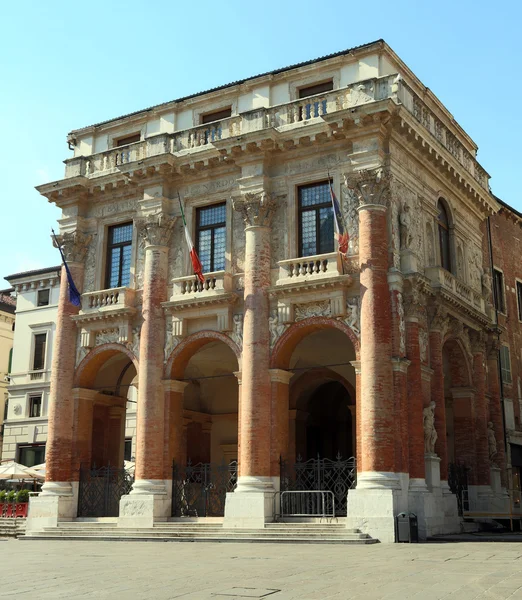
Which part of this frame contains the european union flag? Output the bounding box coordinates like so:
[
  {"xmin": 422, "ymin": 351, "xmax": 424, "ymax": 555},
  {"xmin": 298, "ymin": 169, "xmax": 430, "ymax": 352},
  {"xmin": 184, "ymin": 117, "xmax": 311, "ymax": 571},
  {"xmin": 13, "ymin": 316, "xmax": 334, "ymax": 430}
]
[{"xmin": 52, "ymin": 229, "xmax": 82, "ymax": 307}]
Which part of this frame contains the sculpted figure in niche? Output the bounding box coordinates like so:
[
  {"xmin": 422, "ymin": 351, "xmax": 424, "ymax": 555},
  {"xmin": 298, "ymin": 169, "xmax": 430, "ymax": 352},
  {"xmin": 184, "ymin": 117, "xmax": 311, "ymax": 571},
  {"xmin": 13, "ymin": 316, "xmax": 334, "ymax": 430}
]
[
  {"xmin": 488, "ymin": 421, "xmax": 497, "ymax": 462},
  {"xmin": 423, "ymin": 401, "xmax": 438, "ymax": 455},
  {"xmin": 481, "ymin": 270, "xmax": 493, "ymax": 305},
  {"xmin": 399, "ymin": 203, "xmax": 412, "ymax": 250}
]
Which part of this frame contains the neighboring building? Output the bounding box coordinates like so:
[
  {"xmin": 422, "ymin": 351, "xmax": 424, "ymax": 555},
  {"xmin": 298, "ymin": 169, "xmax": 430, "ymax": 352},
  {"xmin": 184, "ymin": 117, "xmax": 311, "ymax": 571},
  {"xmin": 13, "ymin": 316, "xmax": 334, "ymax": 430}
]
[
  {"xmin": 0, "ymin": 290, "xmax": 15, "ymax": 459},
  {"xmin": 2, "ymin": 267, "xmax": 60, "ymax": 466},
  {"xmin": 24, "ymin": 39, "xmax": 519, "ymax": 541},
  {"xmin": 485, "ymin": 202, "xmax": 522, "ymax": 512}
]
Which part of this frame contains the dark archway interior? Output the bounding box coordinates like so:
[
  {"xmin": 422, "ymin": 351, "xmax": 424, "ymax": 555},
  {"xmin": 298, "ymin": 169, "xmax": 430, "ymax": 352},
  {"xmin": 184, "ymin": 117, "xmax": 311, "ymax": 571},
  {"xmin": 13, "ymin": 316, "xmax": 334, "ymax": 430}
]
[{"xmin": 299, "ymin": 381, "xmax": 353, "ymax": 461}]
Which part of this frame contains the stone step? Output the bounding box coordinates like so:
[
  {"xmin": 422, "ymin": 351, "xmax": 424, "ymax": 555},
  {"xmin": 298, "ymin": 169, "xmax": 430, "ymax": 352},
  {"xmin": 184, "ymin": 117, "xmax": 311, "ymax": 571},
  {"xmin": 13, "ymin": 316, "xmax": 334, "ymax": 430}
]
[
  {"xmin": 22, "ymin": 533, "xmax": 377, "ymax": 544},
  {"xmin": 46, "ymin": 527, "xmax": 359, "ymax": 535},
  {"xmin": 39, "ymin": 528, "xmax": 369, "ymax": 538}
]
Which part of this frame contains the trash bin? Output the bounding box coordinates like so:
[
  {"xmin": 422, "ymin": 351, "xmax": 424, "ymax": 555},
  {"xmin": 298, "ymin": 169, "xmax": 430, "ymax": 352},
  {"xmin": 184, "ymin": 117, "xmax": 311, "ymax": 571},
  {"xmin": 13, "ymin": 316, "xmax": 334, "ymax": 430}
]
[{"xmin": 395, "ymin": 512, "xmax": 418, "ymax": 543}]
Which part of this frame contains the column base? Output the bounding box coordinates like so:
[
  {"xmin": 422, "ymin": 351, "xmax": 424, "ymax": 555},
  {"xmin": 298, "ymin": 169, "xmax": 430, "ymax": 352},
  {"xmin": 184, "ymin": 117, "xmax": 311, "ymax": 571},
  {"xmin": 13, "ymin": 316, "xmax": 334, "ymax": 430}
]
[
  {"xmin": 26, "ymin": 481, "xmax": 78, "ymax": 532},
  {"xmin": 224, "ymin": 476, "xmax": 275, "ymax": 529},
  {"xmin": 118, "ymin": 479, "xmax": 171, "ymax": 528},
  {"xmin": 345, "ymin": 472, "xmax": 405, "ymax": 543}
]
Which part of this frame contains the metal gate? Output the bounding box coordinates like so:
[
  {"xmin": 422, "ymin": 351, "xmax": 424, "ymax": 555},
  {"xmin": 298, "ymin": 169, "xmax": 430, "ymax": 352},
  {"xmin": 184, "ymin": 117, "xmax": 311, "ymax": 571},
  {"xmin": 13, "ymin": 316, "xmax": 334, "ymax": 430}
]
[
  {"xmin": 280, "ymin": 454, "xmax": 356, "ymax": 516},
  {"xmin": 172, "ymin": 460, "xmax": 238, "ymax": 517},
  {"xmin": 448, "ymin": 462, "xmax": 470, "ymax": 516},
  {"xmin": 77, "ymin": 465, "xmax": 134, "ymax": 518}
]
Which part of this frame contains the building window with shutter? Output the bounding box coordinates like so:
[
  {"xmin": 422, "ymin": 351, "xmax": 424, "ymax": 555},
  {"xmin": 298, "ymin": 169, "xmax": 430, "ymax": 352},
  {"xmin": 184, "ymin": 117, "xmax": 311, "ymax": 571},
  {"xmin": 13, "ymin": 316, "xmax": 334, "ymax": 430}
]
[
  {"xmin": 29, "ymin": 395, "xmax": 42, "ymax": 418},
  {"xmin": 516, "ymin": 281, "xmax": 522, "ymax": 321},
  {"xmin": 298, "ymin": 182, "xmax": 334, "ymax": 257},
  {"xmin": 37, "ymin": 289, "xmax": 50, "ymax": 307},
  {"xmin": 493, "ymin": 269, "xmax": 506, "ymax": 313},
  {"xmin": 32, "ymin": 333, "xmax": 46, "ymax": 371},
  {"xmin": 200, "ymin": 108, "xmax": 232, "ymax": 124},
  {"xmin": 500, "ymin": 345, "xmax": 512, "ymax": 385},
  {"xmin": 106, "ymin": 223, "xmax": 133, "ymax": 289},
  {"xmin": 196, "ymin": 203, "xmax": 226, "ymax": 273}
]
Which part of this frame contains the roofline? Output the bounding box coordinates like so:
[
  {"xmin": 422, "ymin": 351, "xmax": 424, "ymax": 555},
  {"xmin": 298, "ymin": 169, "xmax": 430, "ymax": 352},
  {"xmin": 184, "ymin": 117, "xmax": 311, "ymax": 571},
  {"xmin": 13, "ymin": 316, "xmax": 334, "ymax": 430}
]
[
  {"xmin": 0, "ymin": 301, "xmax": 15, "ymax": 315},
  {"xmin": 68, "ymin": 39, "xmax": 385, "ymax": 135},
  {"xmin": 5, "ymin": 265, "xmax": 62, "ymax": 283}
]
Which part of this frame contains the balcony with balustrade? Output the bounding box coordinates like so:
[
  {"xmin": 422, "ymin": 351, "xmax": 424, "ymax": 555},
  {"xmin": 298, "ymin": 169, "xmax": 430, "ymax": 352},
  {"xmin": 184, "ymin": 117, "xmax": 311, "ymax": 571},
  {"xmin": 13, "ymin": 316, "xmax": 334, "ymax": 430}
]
[{"xmin": 425, "ymin": 266, "xmax": 489, "ymax": 319}]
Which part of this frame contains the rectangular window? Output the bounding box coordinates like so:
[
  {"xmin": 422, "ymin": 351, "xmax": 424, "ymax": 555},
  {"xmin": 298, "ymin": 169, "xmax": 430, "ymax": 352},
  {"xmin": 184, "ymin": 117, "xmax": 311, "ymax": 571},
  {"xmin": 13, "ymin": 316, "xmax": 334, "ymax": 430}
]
[
  {"xmin": 201, "ymin": 108, "xmax": 232, "ymax": 124},
  {"xmin": 298, "ymin": 182, "xmax": 334, "ymax": 257},
  {"xmin": 106, "ymin": 223, "xmax": 133, "ymax": 289},
  {"xmin": 298, "ymin": 80, "xmax": 334, "ymax": 99},
  {"xmin": 37, "ymin": 289, "xmax": 50, "ymax": 307},
  {"xmin": 493, "ymin": 269, "xmax": 506, "ymax": 313},
  {"xmin": 116, "ymin": 133, "xmax": 140, "ymax": 147},
  {"xmin": 500, "ymin": 345, "xmax": 512, "ymax": 385},
  {"xmin": 32, "ymin": 333, "xmax": 46, "ymax": 371},
  {"xmin": 18, "ymin": 444, "xmax": 45, "ymax": 468},
  {"xmin": 29, "ymin": 395, "xmax": 42, "ymax": 418},
  {"xmin": 517, "ymin": 281, "xmax": 522, "ymax": 321},
  {"xmin": 196, "ymin": 203, "xmax": 226, "ymax": 273},
  {"xmin": 124, "ymin": 439, "xmax": 133, "ymax": 462}
]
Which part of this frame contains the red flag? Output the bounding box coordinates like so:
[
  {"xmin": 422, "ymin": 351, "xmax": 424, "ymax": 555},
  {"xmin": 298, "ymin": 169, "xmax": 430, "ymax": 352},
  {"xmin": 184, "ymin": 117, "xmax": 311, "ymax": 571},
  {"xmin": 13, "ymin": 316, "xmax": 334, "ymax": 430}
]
[{"xmin": 184, "ymin": 223, "xmax": 205, "ymax": 284}]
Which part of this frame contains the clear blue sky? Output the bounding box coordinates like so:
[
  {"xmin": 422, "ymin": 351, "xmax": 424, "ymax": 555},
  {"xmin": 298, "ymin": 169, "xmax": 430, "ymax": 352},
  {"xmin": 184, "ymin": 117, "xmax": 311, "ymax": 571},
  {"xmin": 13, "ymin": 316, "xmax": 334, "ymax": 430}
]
[{"xmin": 1, "ymin": 0, "xmax": 520, "ymax": 287}]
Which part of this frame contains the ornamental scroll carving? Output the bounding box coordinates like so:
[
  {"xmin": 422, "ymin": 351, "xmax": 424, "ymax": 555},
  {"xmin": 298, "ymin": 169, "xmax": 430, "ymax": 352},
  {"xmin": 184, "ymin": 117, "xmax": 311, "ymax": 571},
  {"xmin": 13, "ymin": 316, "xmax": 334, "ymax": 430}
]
[
  {"xmin": 429, "ymin": 305, "xmax": 449, "ymax": 337},
  {"xmin": 340, "ymin": 184, "xmax": 359, "ymax": 255},
  {"xmin": 343, "ymin": 166, "xmax": 392, "ymax": 208},
  {"xmin": 294, "ymin": 300, "xmax": 331, "ymax": 322},
  {"xmin": 232, "ymin": 191, "xmax": 276, "ymax": 228},
  {"xmin": 397, "ymin": 292, "xmax": 406, "ymax": 355},
  {"xmin": 136, "ymin": 213, "xmax": 176, "ymax": 247},
  {"xmin": 419, "ymin": 329, "xmax": 429, "ymax": 363},
  {"xmin": 53, "ymin": 230, "xmax": 92, "ymax": 263}
]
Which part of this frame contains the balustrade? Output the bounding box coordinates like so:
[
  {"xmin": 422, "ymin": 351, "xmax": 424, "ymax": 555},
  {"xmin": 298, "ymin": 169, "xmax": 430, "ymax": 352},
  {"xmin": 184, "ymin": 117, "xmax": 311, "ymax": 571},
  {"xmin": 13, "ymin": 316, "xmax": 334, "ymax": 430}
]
[
  {"xmin": 425, "ymin": 266, "xmax": 485, "ymax": 313},
  {"xmin": 277, "ymin": 252, "xmax": 341, "ymax": 284},
  {"xmin": 81, "ymin": 287, "xmax": 136, "ymax": 312},
  {"xmin": 170, "ymin": 271, "xmax": 232, "ymax": 299}
]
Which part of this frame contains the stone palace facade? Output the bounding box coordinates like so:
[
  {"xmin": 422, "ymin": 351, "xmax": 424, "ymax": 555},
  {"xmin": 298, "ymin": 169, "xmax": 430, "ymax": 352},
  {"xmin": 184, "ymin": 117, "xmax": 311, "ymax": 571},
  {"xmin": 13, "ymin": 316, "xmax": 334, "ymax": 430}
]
[{"xmin": 26, "ymin": 40, "xmax": 519, "ymax": 542}]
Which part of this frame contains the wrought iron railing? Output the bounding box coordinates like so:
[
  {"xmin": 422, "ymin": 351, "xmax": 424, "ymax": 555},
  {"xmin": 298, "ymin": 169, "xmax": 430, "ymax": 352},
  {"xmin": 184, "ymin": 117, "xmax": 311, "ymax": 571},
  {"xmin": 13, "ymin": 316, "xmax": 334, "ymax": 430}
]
[
  {"xmin": 280, "ymin": 454, "xmax": 356, "ymax": 517},
  {"xmin": 171, "ymin": 460, "xmax": 238, "ymax": 518},
  {"xmin": 77, "ymin": 464, "xmax": 133, "ymax": 518}
]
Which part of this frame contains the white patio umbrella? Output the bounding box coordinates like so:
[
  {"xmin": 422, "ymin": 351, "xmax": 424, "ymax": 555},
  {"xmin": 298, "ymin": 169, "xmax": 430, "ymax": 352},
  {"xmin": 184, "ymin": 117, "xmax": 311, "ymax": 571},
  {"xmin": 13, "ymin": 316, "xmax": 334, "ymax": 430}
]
[
  {"xmin": 0, "ymin": 461, "xmax": 44, "ymax": 480},
  {"xmin": 124, "ymin": 461, "xmax": 135, "ymax": 474},
  {"xmin": 31, "ymin": 463, "xmax": 46, "ymax": 475}
]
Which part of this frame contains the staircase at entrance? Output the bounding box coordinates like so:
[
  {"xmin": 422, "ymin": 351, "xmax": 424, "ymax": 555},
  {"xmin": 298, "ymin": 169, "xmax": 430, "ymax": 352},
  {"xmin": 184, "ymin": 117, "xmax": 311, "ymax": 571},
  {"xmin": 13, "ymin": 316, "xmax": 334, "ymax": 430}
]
[{"xmin": 22, "ymin": 521, "xmax": 377, "ymax": 544}]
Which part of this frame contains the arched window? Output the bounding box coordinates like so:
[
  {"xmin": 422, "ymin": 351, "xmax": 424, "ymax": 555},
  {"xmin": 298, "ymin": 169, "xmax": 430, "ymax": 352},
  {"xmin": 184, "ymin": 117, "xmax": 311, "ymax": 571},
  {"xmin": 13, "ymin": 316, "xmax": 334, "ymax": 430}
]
[{"xmin": 437, "ymin": 199, "xmax": 452, "ymax": 272}]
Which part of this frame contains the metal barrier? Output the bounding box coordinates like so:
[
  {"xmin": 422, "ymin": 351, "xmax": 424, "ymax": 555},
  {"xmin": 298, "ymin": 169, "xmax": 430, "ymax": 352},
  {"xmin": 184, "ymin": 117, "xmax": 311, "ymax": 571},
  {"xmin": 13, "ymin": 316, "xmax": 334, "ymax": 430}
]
[{"xmin": 274, "ymin": 490, "xmax": 335, "ymax": 520}]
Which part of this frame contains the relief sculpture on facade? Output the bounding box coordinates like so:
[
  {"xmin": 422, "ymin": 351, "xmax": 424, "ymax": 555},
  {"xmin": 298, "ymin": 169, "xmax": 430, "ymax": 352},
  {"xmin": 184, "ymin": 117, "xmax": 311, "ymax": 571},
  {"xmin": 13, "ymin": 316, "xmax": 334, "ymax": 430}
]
[
  {"xmin": 268, "ymin": 311, "xmax": 286, "ymax": 349},
  {"xmin": 294, "ymin": 300, "xmax": 331, "ymax": 322},
  {"xmin": 344, "ymin": 297, "xmax": 360, "ymax": 335}
]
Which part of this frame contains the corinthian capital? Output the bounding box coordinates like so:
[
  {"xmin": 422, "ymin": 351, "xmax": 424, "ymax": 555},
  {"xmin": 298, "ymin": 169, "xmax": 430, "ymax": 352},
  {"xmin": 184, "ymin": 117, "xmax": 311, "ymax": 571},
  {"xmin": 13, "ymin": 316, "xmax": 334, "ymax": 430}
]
[
  {"xmin": 232, "ymin": 191, "xmax": 276, "ymax": 228},
  {"xmin": 428, "ymin": 304, "xmax": 449, "ymax": 335},
  {"xmin": 404, "ymin": 282, "xmax": 426, "ymax": 320},
  {"xmin": 53, "ymin": 230, "xmax": 92, "ymax": 263},
  {"xmin": 469, "ymin": 330, "xmax": 486, "ymax": 355},
  {"xmin": 343, "ymin": 166, "xmax": 392, "ymax": 208},
  {"xmin": 136, "ymin": 213, "xmax": 176, "ymax": 247}
]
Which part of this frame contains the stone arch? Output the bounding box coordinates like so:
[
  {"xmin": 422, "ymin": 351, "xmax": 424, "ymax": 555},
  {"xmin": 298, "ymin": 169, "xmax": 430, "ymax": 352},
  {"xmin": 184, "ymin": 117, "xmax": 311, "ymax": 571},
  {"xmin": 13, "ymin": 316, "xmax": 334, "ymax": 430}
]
[
  {"xmin": 165, "ymin": 330, "xmax": 241, "ymax": 380},
  {"xmin": 442, "ymin": 335, "xmax": 472, "ymax": 387},
  {"xmin": 75, "ymin": 343, "xmax": 139, "ymax": 388},
  {"xmin": 270, "ymin": 317, "xmax": 360, "ymax": 370},
  {"xmin": 290, "ymin": 368, "xmax": 356, "ymax": 411}
]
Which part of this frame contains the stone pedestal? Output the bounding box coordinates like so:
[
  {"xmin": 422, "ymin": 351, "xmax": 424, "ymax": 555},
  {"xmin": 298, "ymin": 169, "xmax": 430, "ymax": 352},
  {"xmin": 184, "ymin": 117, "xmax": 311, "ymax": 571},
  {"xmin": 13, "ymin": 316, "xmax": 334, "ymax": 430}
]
[
  {"xmin": 400, "ymin": 249, "xmax": 418, "ymax": 274},
  {"xmin": 224, "ymin": 476, "xmax": 275, "ymax": 528},
  {"xmin": 25, "ymin": 482, "xmax": 78, "ymax": 532},
  {"xmin": 425, "ymin": 454, "xmax": 441, "ymax": 490},
  {"xmin": 345, "ymin": 472, "xmax": 406, "ymax": 543},
  {"xmin": 118, "ymin": 480, "xmax": 171, "ymax": 528}
]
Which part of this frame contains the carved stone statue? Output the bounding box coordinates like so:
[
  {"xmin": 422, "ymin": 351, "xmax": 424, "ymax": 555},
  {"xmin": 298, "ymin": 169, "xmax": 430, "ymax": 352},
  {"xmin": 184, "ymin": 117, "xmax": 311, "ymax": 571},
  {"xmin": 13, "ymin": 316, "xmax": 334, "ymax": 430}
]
[
  {"xmin": 423, "ymin": 401, "xmax": 438, "ymax": 455},
  {"xmin": 481, "ymin": 270, "xmax": 493, "ymax": 305},
  {"xmin": 232, "ymin": 314, "xmax": 243, "ymax": 348},
  {"xmin": 399, "ymin": 203, "xmax": 412, "ymax": 250},
  {"xmin": 268, "ymin": 311, "xmax": 285, "ymax": 348},
  {"xmin": 345, "ymin": 297, "xmax": 360, "ymax": 334},
  {"xmin": 488, "ymin": 421, "xmax": 497, "ymax": 462}
]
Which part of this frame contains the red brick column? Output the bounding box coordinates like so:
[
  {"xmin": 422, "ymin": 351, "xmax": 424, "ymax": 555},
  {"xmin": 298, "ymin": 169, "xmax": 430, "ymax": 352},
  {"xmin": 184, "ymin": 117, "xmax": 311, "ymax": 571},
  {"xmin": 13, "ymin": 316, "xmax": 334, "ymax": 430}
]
[
  {"xmin": 349, "ymin": 360, "xmax": 362, "ymax": 471},
  {"xmin": 405, "ymin": 319, "xmax": 425, "ymax": 481},
  {"xmin": 42, "ymin": 230, "xmax": 90, "ymax": 496},
  {"xmin": 428, "ymin": 314, "xmax": 449, "ymax": 482},
  {"xmin": 269, "ymin": 369, "xmax": 293, "ymax": 480},
  {"xmin": 132, "ymin": 215, "xmax": 174, "ymax": 494},
  {"xmin": 347, "ymin": 168, "xmax": 396, "ymax": 480},
  {"xmin": 71, "ymin": 388, "xmax": 96, "ymax": 475},
  {"xmin": 232, "ymin": 191, "xmax": 275, "ymax": 491},
  {"xmin": 163, "ymin": 380, "xmax": 188, "ymax": 480},
  {"xmin": 487, "ymin": 339, "xmax": 507, "ymax": 488},
  {"xmin": 471, "ymin": 334, "xmax": 490, "ymax": 487}
]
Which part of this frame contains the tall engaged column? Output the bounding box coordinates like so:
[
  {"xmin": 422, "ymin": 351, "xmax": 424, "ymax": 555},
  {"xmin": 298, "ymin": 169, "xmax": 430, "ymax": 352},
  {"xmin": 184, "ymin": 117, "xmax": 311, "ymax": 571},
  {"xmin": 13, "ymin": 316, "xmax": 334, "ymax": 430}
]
[
  {"xmin": 225, "ymin": 190, "xmax": 275, "ymax": 528},
  {"xmin": 487, "ymin": 336, "xmax": 507, "ymax": 490},
  {"xmin": 348, "ymin": 168, "xmax": 396, "ymax": 481},
  {"xmin": 232, "ymin": 191, "xmax": 275, "ymax": 489},
  {"xmin": 428, "ymin": 307, "xmax": 449, "ymax": 483},
  {"xmin": 119, "ymin": 213, "xmax": 174, "ymax": 527},
  {"xmin": 42, "ymin": 230, "xmax": 90, "ymax": 495}
]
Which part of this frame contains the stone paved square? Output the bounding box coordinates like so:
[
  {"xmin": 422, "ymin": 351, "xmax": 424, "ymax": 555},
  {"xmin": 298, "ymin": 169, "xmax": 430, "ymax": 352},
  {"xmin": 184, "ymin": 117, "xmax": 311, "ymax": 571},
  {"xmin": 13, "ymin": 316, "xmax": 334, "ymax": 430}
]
[{"xmin": 3, "ymin": 540, "xmax": 522, "ymax": 599}]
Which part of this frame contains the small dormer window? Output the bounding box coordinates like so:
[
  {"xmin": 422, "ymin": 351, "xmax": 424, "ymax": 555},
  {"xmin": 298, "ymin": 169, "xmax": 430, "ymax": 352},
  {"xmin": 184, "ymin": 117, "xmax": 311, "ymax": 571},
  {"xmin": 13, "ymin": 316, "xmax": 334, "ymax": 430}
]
[
  {"xmin": 201, "ymin": 108, "xmax": 232, "ymax": 124},
  {"xmin": 298, "ymin": 80, "xmax": 334, "ymax": 99},
  {"xmin": 37, "ymin": 289, "xmax": 50, "ymax": 307},
  {"xmin": 115, "ymin": 133, "xmax": 141, "ymax": 147}
]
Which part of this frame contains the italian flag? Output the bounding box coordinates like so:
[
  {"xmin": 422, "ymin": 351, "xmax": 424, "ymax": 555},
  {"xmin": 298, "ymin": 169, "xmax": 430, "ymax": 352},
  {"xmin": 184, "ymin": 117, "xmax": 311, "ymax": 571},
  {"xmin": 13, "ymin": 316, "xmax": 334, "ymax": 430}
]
[{"xmin": 179, "ymin": 197, "xmax": 205, "ymax": 283}]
